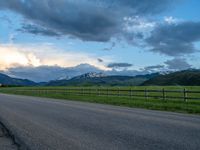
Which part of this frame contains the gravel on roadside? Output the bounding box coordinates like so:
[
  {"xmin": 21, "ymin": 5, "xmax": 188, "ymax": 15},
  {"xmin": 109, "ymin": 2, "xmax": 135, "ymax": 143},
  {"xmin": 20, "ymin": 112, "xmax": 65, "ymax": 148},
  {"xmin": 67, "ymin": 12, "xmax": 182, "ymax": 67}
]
[{"xmin": 0, "ymin": 124, "xmax": 18, "ymax": 150}]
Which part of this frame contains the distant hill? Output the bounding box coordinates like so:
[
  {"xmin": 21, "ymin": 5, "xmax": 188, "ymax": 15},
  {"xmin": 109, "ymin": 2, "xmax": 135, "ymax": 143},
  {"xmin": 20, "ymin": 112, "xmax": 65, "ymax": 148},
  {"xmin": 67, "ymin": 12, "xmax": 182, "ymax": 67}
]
[
  {"xmin": 142, "ymin": 70, "xmax": 200, "ymax": 86},
  {"xmin": 0, "ymin": 73, "xmax": 37, "ymax": 86},
  {"xmin": 47, "ymin": 72, "xmax": 159, "ymax": 86}
]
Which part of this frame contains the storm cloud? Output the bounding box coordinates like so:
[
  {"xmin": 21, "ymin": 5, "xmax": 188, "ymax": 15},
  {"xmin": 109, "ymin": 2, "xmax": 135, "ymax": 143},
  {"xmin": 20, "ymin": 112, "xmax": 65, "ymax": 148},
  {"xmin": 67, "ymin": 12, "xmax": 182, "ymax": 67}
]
[
  {"xmin": 0, "ymin": 0, "xmax": 174, "ymax": 41},
  {"xmin": 18, "ymin": 23, "xmax": 61, "ymax": 37},
  {"xmin": 146, "ymin": 21, "xmax": 200, "ymax": 56},
  {"xmin": 107, "ymin": 63, "xmax": 133, "ymax": 68},
  {"xmin": 165, "ymin": 58, "xmax": 192, "ymax": 70},
  {"xmin": 144, "ymin": 65, "xmax": 164, "ymax": 71},
  {"xmin": 97, "ymin": 58, "xmax": 104, "ymax": 63}
]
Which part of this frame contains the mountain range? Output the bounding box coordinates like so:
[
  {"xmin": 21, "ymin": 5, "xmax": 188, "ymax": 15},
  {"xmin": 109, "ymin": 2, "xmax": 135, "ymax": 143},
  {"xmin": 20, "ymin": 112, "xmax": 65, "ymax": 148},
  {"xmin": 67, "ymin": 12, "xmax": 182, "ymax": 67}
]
[
  {"xmin": 46, "ymin": 72, "xmax": 159, "ymax": 86},
  {"xmin": 0, "ymin": 73, "xmax": 37, "ymax": 86},
  {"xmin": 1, "ymin": 70, "xmax": 200, "ymax": 86},
  {"xmin": 142, "ymin": 70, "xmax": 200, "ymax": 86},
  {"xmin": 2, "ymin": 63, "xmax": 151, "ymax": 82}
]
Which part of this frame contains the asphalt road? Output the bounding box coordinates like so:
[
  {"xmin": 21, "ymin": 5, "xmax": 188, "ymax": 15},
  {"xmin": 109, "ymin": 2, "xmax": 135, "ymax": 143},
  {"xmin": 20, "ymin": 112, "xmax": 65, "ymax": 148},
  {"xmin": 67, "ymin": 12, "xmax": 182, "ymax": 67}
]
[{"xmin": 0, "ymin": 94, "xmax": 200, "ymax": 150}]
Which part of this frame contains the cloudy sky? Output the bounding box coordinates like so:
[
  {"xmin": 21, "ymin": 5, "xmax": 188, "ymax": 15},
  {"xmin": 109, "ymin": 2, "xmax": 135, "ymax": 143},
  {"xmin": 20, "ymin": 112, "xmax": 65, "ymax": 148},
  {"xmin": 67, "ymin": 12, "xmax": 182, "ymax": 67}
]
[{"xmin": 0, "ymin": 0, "xmax": 200, "ymax": 82}]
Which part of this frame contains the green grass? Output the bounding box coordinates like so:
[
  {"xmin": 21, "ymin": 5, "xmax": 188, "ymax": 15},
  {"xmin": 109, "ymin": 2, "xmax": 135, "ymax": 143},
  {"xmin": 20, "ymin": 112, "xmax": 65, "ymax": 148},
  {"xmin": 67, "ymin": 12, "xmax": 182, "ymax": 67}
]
[{"xmin": 0, "ymin": 86, "xmax": 200, "ymax": 114}]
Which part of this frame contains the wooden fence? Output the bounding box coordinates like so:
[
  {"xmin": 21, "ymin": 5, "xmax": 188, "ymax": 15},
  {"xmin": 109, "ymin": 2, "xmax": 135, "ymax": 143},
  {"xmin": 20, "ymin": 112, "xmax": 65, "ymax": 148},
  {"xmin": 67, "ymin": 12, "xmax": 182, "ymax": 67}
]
[{"xmin": 11, "ymin": 88, "xmax": 200, "ymax": 102}]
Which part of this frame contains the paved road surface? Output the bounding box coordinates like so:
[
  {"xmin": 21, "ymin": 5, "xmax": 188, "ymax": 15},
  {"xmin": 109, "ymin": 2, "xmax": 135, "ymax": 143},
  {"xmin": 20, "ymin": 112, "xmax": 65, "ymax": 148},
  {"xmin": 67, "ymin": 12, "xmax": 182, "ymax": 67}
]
[{"xmin": 0, "ymin": 94, "xmax": 200, "ymax": 150}]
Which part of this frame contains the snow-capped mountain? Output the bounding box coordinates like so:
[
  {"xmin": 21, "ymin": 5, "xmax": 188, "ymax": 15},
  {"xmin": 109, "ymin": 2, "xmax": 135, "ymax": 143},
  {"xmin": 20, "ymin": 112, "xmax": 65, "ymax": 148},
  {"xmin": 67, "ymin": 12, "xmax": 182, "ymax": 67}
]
[{"xmin": 72, "ymin": 72, "xmax": 107, "ymax": 79}]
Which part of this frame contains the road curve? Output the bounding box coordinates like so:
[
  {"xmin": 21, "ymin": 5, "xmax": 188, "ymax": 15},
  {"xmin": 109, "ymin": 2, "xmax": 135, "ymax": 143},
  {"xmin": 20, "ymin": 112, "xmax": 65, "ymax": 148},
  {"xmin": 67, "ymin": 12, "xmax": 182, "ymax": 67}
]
[{"xmin": 0, "ymin": 94, "xmax": 200, "ymax": 150}]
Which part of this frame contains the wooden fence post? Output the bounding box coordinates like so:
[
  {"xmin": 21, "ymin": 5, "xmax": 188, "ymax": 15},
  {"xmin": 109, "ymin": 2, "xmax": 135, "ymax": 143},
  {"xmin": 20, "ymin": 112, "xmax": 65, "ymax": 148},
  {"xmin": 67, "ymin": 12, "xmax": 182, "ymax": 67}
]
[
  {"xmin": 129, "ymin": 88, "xmax": 132, "ymax": 98},
  {"xmin": 162, "ymin": 88, "xmax": 166, "ymax": 101},
  {"xmin": 118, "ymin": 88, "xmax": 120, "ymax": 97},
  {"xmin": 132, "ymin": 89, "xmax": 134, "ymax": 99},
  {"xmin": 145, "ymin": 88, "xmax": 148, "ymax": 100},
  {"xmin": 98, "ymin": 88, "xmax": 101, "ymax": 96},
  {"xmin": 184, "ymin": 88, "xmax": 187, "ymax": 102}
]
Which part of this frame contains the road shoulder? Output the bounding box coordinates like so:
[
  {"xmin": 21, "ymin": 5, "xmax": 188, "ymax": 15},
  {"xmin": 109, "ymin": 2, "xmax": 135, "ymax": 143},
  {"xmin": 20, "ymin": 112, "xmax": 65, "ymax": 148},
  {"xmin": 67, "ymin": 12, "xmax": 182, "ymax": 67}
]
[{"xmin": 0, "ymin": 123, "xmax": 19, "ymax": 150}]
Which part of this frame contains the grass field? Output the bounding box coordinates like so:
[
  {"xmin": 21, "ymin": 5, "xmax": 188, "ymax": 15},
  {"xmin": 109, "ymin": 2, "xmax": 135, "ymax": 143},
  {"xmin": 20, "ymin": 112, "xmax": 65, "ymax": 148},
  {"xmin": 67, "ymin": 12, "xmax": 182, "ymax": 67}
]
[{"xmin": 1, "ymin": 86, "xmax": 200, "ymax": 114}]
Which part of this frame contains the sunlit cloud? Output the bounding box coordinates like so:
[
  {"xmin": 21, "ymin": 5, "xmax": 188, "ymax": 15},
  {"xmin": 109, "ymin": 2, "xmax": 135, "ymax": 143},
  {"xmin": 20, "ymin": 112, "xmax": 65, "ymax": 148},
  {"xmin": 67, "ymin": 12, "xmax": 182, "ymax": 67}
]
[
  {"xmin": 0, "ymin": 44, "xmax": 111, "ymax": 71},
  {"xmin": 0, "ymin": 46, "xmax": 41, "ymax": 70}
]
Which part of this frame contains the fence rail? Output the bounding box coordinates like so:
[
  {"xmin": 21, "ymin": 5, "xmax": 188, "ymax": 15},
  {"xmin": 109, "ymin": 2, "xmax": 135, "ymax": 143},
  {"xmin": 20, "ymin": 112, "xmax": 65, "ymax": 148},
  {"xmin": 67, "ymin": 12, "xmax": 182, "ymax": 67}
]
[{"xmin": 7, "ymin": 88, "xmax": 200, "ymax": 102}]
